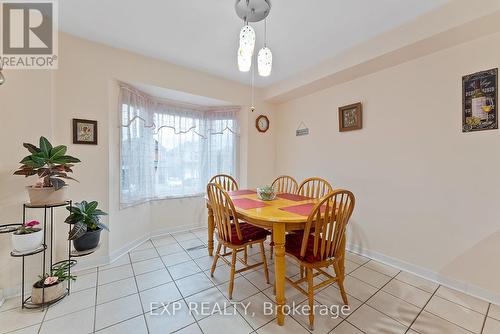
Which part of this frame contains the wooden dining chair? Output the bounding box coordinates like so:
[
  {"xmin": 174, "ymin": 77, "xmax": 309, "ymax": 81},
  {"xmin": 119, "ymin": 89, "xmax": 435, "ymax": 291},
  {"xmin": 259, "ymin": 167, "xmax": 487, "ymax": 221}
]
[
  {"xmin": 207, "ymin": 183, "xmax": 270, "ymax": 299},
  {"xmin": 209, "ymin": 174, "xmax": 239, "ymax": 191},
  {"xmin": 268, "ymin": 175, "xmax": 299, "ymax": 259},
  {"xmin": 272, "ymin": 175, "xmax": 299, "ymax": 194},
  {"xmin": 284, "ymin": 189, "xmax": 355, "ymax": 330},
  {"xmin": 208, "ymin": 174, "xmax": 248, "ymax": 256},
  {"xmin": 298, "ymin": 177, "xmax": 333, "ymax": 199}
]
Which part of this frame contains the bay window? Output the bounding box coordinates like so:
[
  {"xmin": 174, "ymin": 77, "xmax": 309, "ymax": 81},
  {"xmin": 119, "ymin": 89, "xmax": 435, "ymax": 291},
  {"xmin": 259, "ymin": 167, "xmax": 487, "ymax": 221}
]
[{"xmin": 119, "ymin": 84, "xmax": 239, "ymax": 207}]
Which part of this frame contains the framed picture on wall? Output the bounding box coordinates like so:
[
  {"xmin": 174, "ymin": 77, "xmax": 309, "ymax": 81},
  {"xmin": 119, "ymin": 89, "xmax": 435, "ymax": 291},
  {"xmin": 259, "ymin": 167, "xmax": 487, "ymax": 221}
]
[
  {"xmin": 73, "ymin": 119, "xmax": 98, "ymax": 145},
  {"xmin": 338, "ymin": 102, "xmax": 362, "ymax": 132},
  {"xmin": 462, "ymin": 68, "xmax": 498, "ymax": 132}
]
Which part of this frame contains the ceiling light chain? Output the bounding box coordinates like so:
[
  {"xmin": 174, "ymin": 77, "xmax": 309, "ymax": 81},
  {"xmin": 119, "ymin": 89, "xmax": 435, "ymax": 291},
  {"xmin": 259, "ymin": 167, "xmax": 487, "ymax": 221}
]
[{"xmin": 251, "ymin": 58, "xmax": 255, "ymax": 112}]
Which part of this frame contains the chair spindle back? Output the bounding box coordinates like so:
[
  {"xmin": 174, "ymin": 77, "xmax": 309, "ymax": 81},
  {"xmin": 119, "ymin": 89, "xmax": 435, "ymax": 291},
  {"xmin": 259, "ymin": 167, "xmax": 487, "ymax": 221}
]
[
  {"xmin": 300, "ymin": 189, "xmax": 355, "ymax": 262},
  {"xmin": 206, "ymin": 183, "xmax": 242, "ymax": 244},
  {"xmin": 272, "ymin": 175, "xmax": 299, "ymax": 194},
  {"xmin": 298, "ymin": 177, "xmax": 333, "ymax": 199},
  {"xmin": 209, "ymin": 174, "xmax": 239, "ymax": 192}
]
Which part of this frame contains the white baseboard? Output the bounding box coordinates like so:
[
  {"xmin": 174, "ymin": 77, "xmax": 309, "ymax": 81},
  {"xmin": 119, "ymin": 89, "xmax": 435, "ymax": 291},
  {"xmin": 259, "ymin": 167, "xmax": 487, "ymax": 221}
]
[
  {"xmin": 3, "ymin": 222, "xmax": 205, "ymax": 301},
  {"xmin": 347, "ymin": 243, "xmax": 500, "ymax": 306},
  {"xmin": 71, "ymin": 222, "xmax": 205, "ymax": 274}
]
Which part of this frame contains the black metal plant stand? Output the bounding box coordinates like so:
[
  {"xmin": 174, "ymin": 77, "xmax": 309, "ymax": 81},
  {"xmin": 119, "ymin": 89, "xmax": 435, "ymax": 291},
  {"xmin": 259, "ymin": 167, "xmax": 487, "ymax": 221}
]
[{"xmin": 7, "ymin": 201, "xmax": 74, "ymax": 309}]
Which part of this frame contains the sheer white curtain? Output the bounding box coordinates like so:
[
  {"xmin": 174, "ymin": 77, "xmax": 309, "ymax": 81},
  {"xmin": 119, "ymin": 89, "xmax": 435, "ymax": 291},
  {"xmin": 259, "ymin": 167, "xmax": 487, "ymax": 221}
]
[{"xmin": 119, "ymin": 84, "xmax": 240, "ymax": 207}]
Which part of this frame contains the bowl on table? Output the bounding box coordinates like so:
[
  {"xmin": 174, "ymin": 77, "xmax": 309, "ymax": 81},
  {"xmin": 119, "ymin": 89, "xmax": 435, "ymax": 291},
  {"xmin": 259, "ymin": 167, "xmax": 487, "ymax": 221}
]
[{"xmin": 257, "ymin": 186, "xmax": 276, "ymax": 201}]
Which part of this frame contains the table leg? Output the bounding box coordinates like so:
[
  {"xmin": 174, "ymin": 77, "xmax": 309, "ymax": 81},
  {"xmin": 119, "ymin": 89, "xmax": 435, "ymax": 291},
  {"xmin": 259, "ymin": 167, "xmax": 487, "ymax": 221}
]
[
  {"xmin": 340, "ymin": 235, "xmax": 346, "ymax": 277},
  {"xmin": 273, "ymin": 222, "xmax": 286, "ymax": 326},
  {"xmin": 207, "ymin": 206, "xmax": 214, "ymax": 256}
]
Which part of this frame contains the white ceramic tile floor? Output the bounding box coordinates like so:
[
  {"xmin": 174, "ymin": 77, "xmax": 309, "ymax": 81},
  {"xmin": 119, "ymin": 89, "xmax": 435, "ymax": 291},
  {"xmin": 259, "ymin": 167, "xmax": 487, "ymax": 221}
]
[
  {"xmin": 135, "ymin": 268, "xmax": 173, "ymax": 291},
  {"xmin": 2, "ymin": 227, "xmax": 497, "ymax": 334},
  {"xmin": 488, "ymin": 303, "xmax": 500, "ymax": 320},
  {"xmin": 483, "ymin": 317, "xmax": 500, "ymax": 334},
  {"xmin": 132, "ymin": 257, "xmax": 165, "ymax": 275},
  {"xmin": 96, "ymin": 277, "xmax": 138, "ymax": 305}
]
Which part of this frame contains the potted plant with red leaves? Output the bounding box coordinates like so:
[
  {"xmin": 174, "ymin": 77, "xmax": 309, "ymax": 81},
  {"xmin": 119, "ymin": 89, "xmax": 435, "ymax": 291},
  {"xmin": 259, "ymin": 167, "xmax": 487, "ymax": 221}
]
[
  {"xmin": 11, "ymin": 220, "xmax": 43, "ymax": 252},
  {"xmin": 14, "ymin": 136, "xmax": 81, "ymax": 205}
]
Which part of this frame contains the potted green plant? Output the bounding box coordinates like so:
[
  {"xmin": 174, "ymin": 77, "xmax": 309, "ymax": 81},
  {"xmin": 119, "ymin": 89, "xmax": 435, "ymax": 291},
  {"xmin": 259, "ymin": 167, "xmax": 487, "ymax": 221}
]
[
  {"xmin": 31, "ymin": 262, "xmax": 76, "ymax": 304},
  {"xmin": 14, "ymin": 136, "xmax": 81, "ymax": 205},
  {"xmin": 65, "ymin": 201, "xmax": 108, "ymax": 251},
  {"xmin": 11, "ymin": 220, "xmax": 43, "ymax": 252}
]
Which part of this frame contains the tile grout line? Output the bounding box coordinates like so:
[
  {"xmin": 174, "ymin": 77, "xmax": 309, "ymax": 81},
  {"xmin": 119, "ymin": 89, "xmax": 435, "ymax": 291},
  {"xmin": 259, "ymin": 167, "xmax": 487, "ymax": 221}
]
[
  {"xmin": 326, "ymin": 319, "xmax": 367, "ymax": 334},
  {"xmin": 177, "ymin": 235, "xmax": 255, "ymax": 332},
  {"xmin": 480, "ymin": 303, "xmax": 491, "ymax": 334},
  {"xmin": 128, "ymin": 252, "xmax": 151, "ymax": 334},
  {"xmin": 432, "ymin": 289, "xmax": 491, "ymax": 316},
  {"xmin": 92, "ymin": 266, "xmax": 99, "ymax": 333},
  {"xmin": 342, "ymin": 271, "xmax": 402, "ymax": 332},
  {"xmin": 177, "ymin": 234, "xmax": 281, "ymax": 332},
  {"xmin": 404, "ymin": 283, "xmax": 441, "ymax": 334},
  {"xmin": 152, "ymin": 233, "xmax": 206, "ymax": 334},
  {"xmin": 36, "ymin": 301, "xmax": 49, "ymax": 334}
]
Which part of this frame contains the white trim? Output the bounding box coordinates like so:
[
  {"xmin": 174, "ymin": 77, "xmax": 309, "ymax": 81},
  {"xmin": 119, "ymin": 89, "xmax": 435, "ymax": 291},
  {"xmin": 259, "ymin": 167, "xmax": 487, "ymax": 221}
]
[
  {"xmin": 2, "ymin": 222, "xmax": 204, "ymax": 300},
  {"xmin": 72, "ymin": 222, "xmax": 204, "ymax": 273},
  {"xmin": 347, "ymin": 242, "xmax": 500, "ymax": 305}
]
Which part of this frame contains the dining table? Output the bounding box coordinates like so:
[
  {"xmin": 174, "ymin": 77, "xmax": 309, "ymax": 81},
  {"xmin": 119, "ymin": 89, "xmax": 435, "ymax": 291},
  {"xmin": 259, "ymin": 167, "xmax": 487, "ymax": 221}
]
[{"xmin": 206, "ymin": 189, "xmax": 347, "ymax": 326}]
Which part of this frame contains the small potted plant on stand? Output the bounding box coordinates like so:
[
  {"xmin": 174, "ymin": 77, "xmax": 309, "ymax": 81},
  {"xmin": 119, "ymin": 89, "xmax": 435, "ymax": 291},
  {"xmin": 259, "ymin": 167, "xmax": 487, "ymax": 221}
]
[
  {"xmin": 31, "ymin": 262, "xmax": 76, "ymax": 304},
  {"xmin": 14, "ymin": 136, "xmax": 81, "ymax": 205},
  {"xmin": 65, "ymin": 201, "xmax": 108, "ymax": 252},
  {"xmin": 11, "ymin": 220, "xmax": 43, "ymax": 252}
]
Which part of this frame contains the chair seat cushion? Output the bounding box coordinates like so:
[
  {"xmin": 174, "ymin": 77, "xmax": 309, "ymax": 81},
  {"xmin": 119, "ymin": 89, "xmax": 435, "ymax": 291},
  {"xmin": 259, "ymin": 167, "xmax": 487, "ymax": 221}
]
[
  {"xmin": 285, "ymin": 233, "xmax": 322, "ymax": 263},
  {"xmin": 230, "ymin": 223, "xmax": 270, "ymax": 245}
]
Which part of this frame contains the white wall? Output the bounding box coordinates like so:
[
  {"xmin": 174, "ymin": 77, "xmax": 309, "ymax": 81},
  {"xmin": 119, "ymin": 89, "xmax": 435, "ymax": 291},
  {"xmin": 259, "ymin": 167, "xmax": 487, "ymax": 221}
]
[
  {"xmin": 274, "ymin": 32, "xmax": 500, "ymax": 301},
  {"xmin": 0, "ymin": 33, "xmax": 275, "ymax": 297}
]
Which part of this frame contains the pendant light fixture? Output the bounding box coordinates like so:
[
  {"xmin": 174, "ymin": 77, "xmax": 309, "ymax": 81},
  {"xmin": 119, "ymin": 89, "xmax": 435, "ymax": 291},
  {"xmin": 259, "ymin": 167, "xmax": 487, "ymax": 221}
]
[
  {"xmin": 239, "ymin": 24, "xmax": 255, "ymax": 55},
  {"xmin": 257, "ymin": 19, "xmax": 272, "ymax": 77},
  {"xmin": 238, "ymin": 24, "xmax": 255, "ymax": 72},
  {"xmin": 235, "ymin": 0, "xmax": 272, "ymax": 76},
  {"xmin": 237, "ymin": 46, "xmax": 252, "ymax": 72}
]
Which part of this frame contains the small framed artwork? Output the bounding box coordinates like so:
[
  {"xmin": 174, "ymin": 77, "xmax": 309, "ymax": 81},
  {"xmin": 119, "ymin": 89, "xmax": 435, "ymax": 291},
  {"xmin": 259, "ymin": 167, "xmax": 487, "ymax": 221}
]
[
  {"xmin": 72, "ymin": 118, "xmax": 98, "ymax": 145},
  {"xmin": 338, "ymin": 102, "xmax": 362, "ymax": 132},
  {"xmin": 462, "ymin": 68, "xmax": 498, "ymax": 132}
]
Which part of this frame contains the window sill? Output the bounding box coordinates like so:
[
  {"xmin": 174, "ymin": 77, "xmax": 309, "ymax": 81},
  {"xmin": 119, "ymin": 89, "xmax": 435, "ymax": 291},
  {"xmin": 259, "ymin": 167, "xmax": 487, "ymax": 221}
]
[{"xmin": 120, "ymin": 193, "xmax": 206, "ymax": 210}]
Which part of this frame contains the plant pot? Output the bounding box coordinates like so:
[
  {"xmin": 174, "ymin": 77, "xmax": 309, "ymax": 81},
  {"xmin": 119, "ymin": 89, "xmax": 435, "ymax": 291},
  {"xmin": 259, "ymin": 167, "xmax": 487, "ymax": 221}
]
[
  {"xmin": 26, "ymin": 186, "xmax": 69, "ymax": 205},
  {"xmin": 31, "ymin": 282, "xmax": 65, "ymax": 305},
  {"xmin": 11, "ymin": 229, "xmax": 43, "ymax": 252},
  {"xmin": 73, "ymin": 228, "xmax": 101, "ymax": 251}
]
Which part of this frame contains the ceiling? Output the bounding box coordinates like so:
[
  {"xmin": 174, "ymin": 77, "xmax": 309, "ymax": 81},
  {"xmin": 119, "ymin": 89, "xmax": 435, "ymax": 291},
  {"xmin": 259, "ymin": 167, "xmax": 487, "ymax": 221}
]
[
  {"xmin": 132, "ymin": 83, "xmax": 233, "ymax": 106},
  {"xmin": 59, "ymin": 0, "xmax": 448, "ymax": 87}
]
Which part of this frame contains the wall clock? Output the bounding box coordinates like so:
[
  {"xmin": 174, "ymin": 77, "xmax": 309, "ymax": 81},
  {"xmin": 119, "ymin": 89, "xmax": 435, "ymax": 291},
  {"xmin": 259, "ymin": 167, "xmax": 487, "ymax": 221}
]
[{"xmin": 256, "ymin": 115, "xmax": 270, "ymax": 133}]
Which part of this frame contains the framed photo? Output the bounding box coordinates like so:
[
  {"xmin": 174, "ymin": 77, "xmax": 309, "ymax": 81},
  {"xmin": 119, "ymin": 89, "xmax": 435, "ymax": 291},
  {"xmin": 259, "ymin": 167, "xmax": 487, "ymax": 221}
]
[
  {"xmin": 72, "ymin": 119, "xmax": 98, "ymax": 145},
  {"xmin": 462, "ymin": 68, "xmax": 498, "ymax": 132},
  {"xmin": 338, "ymin": 102, "xmax": 362, "ymax": 132}
]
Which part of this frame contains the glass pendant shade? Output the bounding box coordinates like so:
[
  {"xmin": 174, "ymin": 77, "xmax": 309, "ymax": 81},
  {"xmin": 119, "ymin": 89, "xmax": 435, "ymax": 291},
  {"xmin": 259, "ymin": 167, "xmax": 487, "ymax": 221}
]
[
  {"xmin": 239, "ymin": 24, "xmax": 256, "ymax": 55},
  {"xmin": 257, "ymin": 46, "xmax": 272, "ymax": 77},
  {"xmin": 238, "ymin": 47, "xmax": 252, "ymax": 72}
]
